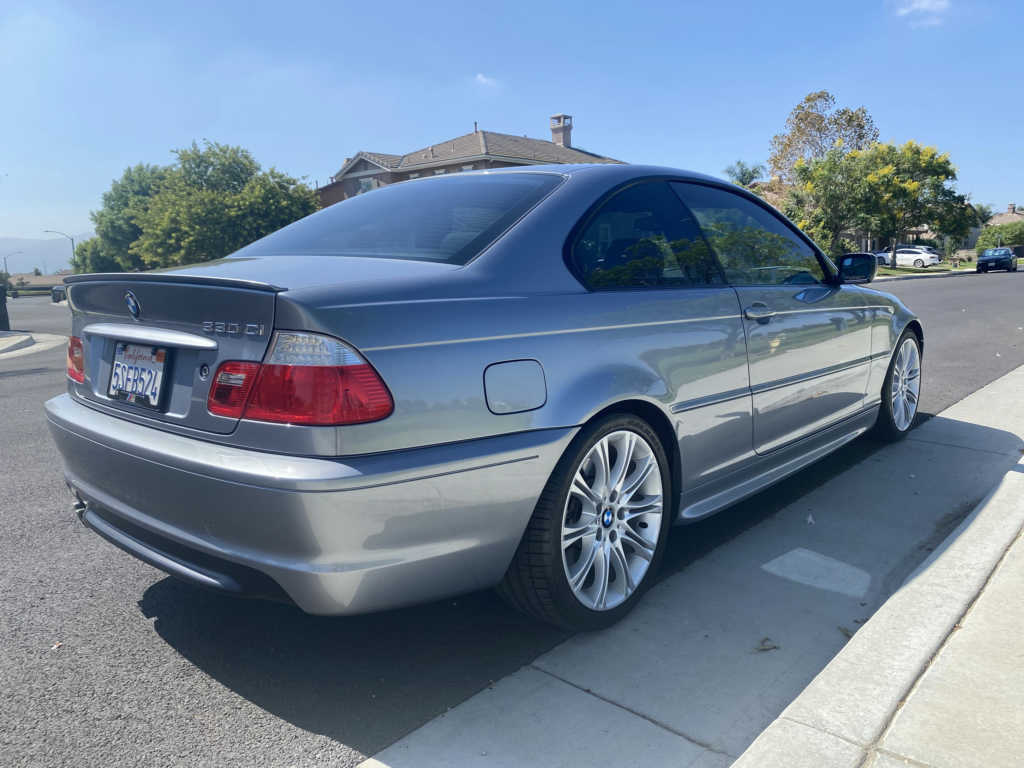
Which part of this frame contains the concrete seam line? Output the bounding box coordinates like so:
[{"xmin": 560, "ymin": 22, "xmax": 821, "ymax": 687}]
[
  {"xmin": 527, "ymin": 664, "xmax": 734, "ymax": 759},
  {"xmin": 775, "ymin": 715, "xmax": 866, "ymax": 752},
  {"xmin": 867, "ymin": 745, "xmax": 940, "ymax": 768},
  {"xmin": 905, "ymin": 435, "xmax": 1024, "ymax": 457},
  {"xmin": 861, "ymin": 522, "xmax": 1024, "ymax": 764}
]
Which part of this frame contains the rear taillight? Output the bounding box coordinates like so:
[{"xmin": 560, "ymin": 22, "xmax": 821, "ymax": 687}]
[
  {"xmin": 206, "ymin": 332, "xmax": 393, "ymax": 426},
  {"xmin": 66, "ymin": 336, "xmax": 85, "ymax": 383},
  {"xmin": 207, "ymin": 361, "xmax": 260, "ymax": 418}
]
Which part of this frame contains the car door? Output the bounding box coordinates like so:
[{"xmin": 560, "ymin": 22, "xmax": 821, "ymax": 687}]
[
  {"xmin": 671, "ymin": 182, "xmax": 873, "ymax": 454},
  {"xmin": 567, "ymin": 180, "xmax": 753, "ymax": 492}
]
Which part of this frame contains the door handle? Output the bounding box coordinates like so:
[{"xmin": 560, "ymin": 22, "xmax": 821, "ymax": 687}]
[{"xmin": 744, "ymin": 303, "xmax": 776, "ymax": 324}]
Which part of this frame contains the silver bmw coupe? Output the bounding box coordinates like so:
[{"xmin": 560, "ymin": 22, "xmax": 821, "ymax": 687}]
[{"xmin": 46, "ymin": 164, "xmax": 922, "ymax": 630}]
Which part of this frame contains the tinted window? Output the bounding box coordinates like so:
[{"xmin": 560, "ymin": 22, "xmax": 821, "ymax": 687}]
[
  {"xmin": 671, "ymin": 182, "xmax": 827, "ymax": 286},
  {"xmin": 571, "ymin": 182, "xmax": 723, "ymax": 290},
  {"xmin": 235, "ymin": 173, "xmax": 562, "ymax": 265}
]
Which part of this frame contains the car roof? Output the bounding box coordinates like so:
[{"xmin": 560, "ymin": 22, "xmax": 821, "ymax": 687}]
[{"xmin": 475, "ymin": 162, "xmax": 728, "ymax": 186}]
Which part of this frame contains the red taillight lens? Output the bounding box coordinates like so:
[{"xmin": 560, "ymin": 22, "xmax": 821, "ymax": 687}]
[
  {"xmin": 206, "ymin": 332, "xmax": 393, "ymax": 426},
  {"xmin": 207, "ymin": 361, "xmax": 260, "ymax": 418},
  {"xmin": 244, "ymin": 363, "xmax": 393, "ymax": 425},
  {"xmin": 66, "ymin": 336, "xmax": 85, "ymax": 383}
]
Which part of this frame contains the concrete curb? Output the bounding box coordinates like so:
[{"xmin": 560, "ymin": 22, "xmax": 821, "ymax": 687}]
[
  {"xmin": 873, "ymin": 269, "xmax": 975, "ymax": 283},
  {"xmin": 0, "ymin": 332, "xmax": 35, "ymax": 354},
  {"xmin": 733, "ymin": 454, "xmax": 1024, "ymax": 766}
]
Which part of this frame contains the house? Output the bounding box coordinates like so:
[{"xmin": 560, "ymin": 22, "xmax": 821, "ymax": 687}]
[
  {"xmin": 317, "ymin": 114, "xmax": 621, "ymax": 207},
  {"xmin": 987, "ymin": 203, "xmax": 1023, "ymax": 228}
]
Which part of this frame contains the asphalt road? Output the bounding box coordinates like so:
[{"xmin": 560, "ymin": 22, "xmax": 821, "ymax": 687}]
[{"xmin": 1, "ymin": 273, "xmax": 1022, "ymax": 767}]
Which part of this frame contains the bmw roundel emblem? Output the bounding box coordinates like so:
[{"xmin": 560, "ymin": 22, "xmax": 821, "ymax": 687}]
[
  {"xmin": 602, "ymin": 508, "xmax": 614, "ymax": 527},
  {"xmin": 124, "ymin": 291, "xmax": 141, "ymax": 320}
]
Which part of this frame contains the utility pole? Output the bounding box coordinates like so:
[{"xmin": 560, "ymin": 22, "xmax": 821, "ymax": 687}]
[{"xmin": 43, "ymin": 230, "xmax": 75, "ymax": 268}]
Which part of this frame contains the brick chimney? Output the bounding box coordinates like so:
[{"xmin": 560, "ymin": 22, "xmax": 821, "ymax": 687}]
[
  {"xmin": 550, "ymin": 114, "xmax": 573, "ymax": 147},
  {"xmin": 1009, "ymin": 203, "xmax": 1017, "ymax": 214}
]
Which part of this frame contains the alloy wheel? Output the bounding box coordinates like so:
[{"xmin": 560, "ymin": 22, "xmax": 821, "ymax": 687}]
[
  {"xmin": 891, "ymin": 337, "xmax": 921, "ymax": 431},
  {"xmin": 561, "ymin": 430, "xmax": 663, "ymax": 611}
]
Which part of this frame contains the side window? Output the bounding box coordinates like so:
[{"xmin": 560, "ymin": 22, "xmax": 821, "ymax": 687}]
[
  {"xmin": 571, "ymin": 181, "xmax": 723, "ymax": 290},
  {"xmin": 671, "ymin": 182, "xmax": 827, "ymax": 286}
]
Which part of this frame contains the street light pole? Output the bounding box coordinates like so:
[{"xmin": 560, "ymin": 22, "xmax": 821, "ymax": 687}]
[
  {"xmin": 43, "ymin": 230, "xmax": 75, "ymax": 271},
  {"xmin": 3, "ymin": 250, "xmax": 23, "ymax": 278}
]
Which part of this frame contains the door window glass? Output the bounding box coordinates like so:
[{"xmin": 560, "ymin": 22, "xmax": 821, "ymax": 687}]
[{"xmin": 671, "ymin": 183, "xmax": 827, "ymax": 286}]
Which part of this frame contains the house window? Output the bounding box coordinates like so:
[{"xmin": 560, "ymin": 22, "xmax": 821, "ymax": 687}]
[
  {"xmin": 408, "ymin": 173, "xmax": 419, "ymax": 179},
  {"xmin": 433, "ymin": 169, "xmax": 446, "ymax": 175},
  {"xmin": 358, "ymin": 178, "xmax": 377, "ymax": 194},
  {"xmin": 462, "ymin": 165, "xmax": 474, "ymax": 172}
]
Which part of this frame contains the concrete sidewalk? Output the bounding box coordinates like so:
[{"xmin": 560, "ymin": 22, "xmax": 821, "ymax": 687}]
[
  {"xmin": 735, "ymin": 455, "xmax": 1024, "ymax": 767},
  {"xmin": 358, "ymin": 366, "xmax": 1024, "ymax": 767}
]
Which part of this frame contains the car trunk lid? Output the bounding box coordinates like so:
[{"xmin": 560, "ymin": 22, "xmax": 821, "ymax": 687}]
[{"xmin": 66, "ymin": 273, "xmax": 278, "ymax": 434}]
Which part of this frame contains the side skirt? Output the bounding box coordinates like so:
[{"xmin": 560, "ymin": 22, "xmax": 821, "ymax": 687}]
[{"xmin": 676, "ymin": 404, "xmax": 880, "ymax": 523}]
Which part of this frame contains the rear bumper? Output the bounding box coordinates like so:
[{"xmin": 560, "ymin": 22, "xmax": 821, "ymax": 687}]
[{"xmin": 46, "ymin": 394, "xmax": 575, "ymax": 614}]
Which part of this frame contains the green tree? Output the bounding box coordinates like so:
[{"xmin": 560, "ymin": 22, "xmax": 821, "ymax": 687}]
[
  {"xmin": 860, "ymin": 141, "xmax": 967, "ymax": 267},
  {"xmin": 71, "ymin": 237, "xmax": 123, "ymax": 274},
  {"xmin": 90, "ymin": 163, "xmax": 169, "ymax": 271},
  {"xmin": 768, "ymin": 90, "xmax": 879, "ymax": 184},
  {"xmin": 784, "ymin": 146, "xmax": 867, "ymax": 256},
  {"xmin": 975, "ymin": 221, "xmax": 1024, "ymax": 254},
  {"xmin": 73, "ymin": 141, "xmax": 318, "ymax": 273},
  {"xmin": 972, "ymin": 203, "xmax": 994, "ymax": 227},
  {"xmin": 130, "ymin": 142, "xmax": 318, "ymax": 269},
  {"xmin": 32, "ymin": 267, "xmax": 42, "ymax": 276},
  {"xmin": 724, "ymin": 160, "xmax": 765, "ymax": 188}
]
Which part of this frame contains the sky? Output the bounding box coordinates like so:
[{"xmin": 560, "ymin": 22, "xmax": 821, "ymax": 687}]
[{"xmin": 1, "ymin": 0, "xmax": 1020, "ymax": 242}]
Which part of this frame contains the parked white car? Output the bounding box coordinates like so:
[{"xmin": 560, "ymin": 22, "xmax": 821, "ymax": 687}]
[{"xmin": 875, "ymin": 247, "xmax": 941, "ymax": 268}]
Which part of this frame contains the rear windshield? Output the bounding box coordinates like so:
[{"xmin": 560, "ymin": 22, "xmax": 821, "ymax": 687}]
[{"xmin": 234, "ymin": 172, "xmax": 563, "ymax": 265}]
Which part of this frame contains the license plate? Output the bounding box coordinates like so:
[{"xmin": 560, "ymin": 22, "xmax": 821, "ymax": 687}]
[{"xmin": 108, "ymin": 343, "xmax": 167, "ymax": 408}]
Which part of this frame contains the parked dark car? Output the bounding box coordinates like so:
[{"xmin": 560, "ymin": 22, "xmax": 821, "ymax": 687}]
[
  {"xmin": 51, "ymin": 285, "xmax": 67, "ymax": 302},
  {"xmin": 976, "ymin": 247, "xmax": 1020, "ymax": 273}
]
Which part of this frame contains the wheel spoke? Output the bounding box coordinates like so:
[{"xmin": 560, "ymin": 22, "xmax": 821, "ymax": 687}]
[
  {"xmin": 620, "ymin": 455, "xmax": 654, "ymax": 500},
  {"xmin": 562, "ymin": 517, "xmax": 597, "ymax": 548},
  {"xmin": 569, "ymin": 543, "xmax": 598, "ymax": 592},
  {"xmin": 609, "ymin": 433, "xmax": 636, "ymax": 492},
  {"xmin": 570, "ymin": 470, "xmax": 602, "ymax": 507},
  {"xmin": 621, "ymin": 525, "xmax": 655, "ymax": 561},
  {"xmin": 610, "ymin": 541, "xmax": 635, "ymax": 593},
  {"xmin": 592, "ymin": 439, "xmax": 612, "ymax": 495},
  {"xmin": 593, "ymin": 546, "xmax": 610, "ymax": 610}
]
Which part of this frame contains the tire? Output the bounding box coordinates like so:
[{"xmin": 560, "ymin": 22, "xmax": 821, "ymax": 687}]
[
  {"xmin": 913, "ymin": 259, "xmax": 924, "ymax": 268},
  {"xmin": 498, "ymin": 413, "xmax": 672, "ymax": 630},
  {"xmin": 873, "ymin": 330, "xmax": 922, "ymax": 442}
]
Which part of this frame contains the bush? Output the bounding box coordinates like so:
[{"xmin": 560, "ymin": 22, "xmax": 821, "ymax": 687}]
[{"xmin": 976, "ymin": 221, "xmax": 1024, "ymax": 255}]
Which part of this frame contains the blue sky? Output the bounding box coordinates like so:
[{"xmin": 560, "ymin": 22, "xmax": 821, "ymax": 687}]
[{"xmin": 1, "ymin": 0, "xmax": 1019, "ymax": 240}]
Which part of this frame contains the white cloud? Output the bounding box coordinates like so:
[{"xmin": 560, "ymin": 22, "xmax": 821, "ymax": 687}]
[
  {"xmin": 474, "ymin": 73, "xmax": 498, "ymax": 87},
  {"xmin": 894, "ymin": 0, "xmax": 950, "ymax": 26}
]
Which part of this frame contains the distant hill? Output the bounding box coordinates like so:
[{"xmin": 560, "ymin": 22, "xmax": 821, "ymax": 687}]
[{"xmin": 0, "ymin": 233, "xmax": 93, "ymax": 275}]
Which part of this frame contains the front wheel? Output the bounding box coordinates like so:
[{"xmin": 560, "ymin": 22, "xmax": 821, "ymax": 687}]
[
  {"xmin": 873, "ymin": 331, "xmax": 922, "ymax": 442},
  {"xmin": 498, "ymin": 414, "xmax": 672, "ymax": 630},
  {"xmin": 913, "ymin": 259, "xmax": 925, "ymax": 268}
]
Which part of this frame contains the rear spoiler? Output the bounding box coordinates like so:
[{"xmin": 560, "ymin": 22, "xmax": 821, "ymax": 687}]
[{"xmin": 62, "ymin": 272, "xmax": 285, "ymax": 293}]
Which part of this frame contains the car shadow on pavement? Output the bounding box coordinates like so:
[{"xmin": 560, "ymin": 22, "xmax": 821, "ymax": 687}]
[{"xmin": 139, "ymin": 410, "xmax": 1017, "ymax": 757}]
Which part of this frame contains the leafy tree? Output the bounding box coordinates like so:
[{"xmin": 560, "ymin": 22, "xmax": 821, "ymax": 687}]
[
  {"xmin": 32, "ymin": 267, "xmax": 42, "ymax": 276},
  {"xmin": 859, "ymin": 142, "xmax": 967, "ymax": 267},
  {"xmin": 90, "ymin": 163, "xmax": 169, "ymax": 271},
  {"xmin": 972, "ymin": 203, "xmax": 994, "ymax": 227},
  {"xmin": 784, "ymin": 147, "xmax": 867, "ymax": 256},
  {"xmin": 724, "ymin": 160, "xmax": 765, "ymax": 188},
  {"xmin": 769, "ymin": 91, "xmax": 879, "ymax": 184},
  {"xmin": 71, "ymin": 237, "xmax": 123, "ymax": 274},
  {"xmin": 130, "ymin": 142, "xmax": 318, "ymax": 269},
  {"xmin": 73, "ymin": 141, "xmax": 318, "ymax": 273},
  {"xmin": 975, "ymin": 221, "xmax": 1024, "ymax": 254}
]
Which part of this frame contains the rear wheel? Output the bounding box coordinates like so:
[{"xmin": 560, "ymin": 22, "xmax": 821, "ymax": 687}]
[
  {"xmin": 873, "ymin": 330, "xmax": 922, "ymax": 442},
  {"xmin": 498, "ymin": 413, "xmax": 671, "ymax": 630}
]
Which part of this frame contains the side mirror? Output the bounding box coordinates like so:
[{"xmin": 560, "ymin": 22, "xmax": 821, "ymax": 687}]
[{"xmin": 838, "ymin": 253, "xmax": 876, "ymax": 284}]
